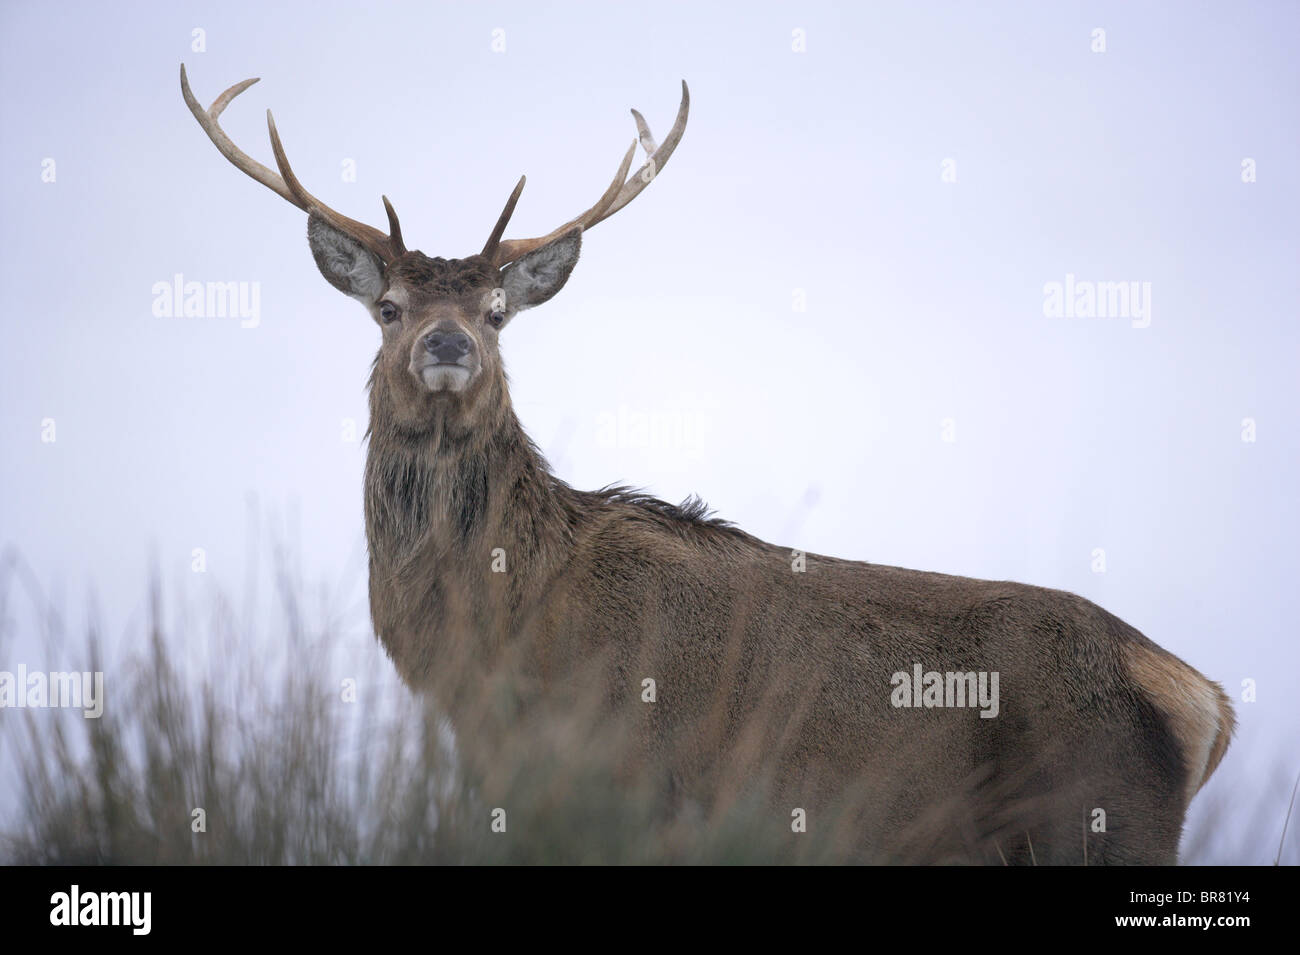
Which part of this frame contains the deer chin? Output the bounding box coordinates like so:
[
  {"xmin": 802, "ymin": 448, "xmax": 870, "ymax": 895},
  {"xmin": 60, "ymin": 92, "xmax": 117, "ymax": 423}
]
[{"xmin": 416, "ymin": 363, "xmax": 473, "ymax": 393}]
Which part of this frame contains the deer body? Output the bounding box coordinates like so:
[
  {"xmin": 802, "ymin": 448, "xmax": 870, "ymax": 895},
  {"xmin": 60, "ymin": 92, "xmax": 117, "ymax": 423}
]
[
  {"xmin": 183, "ymin": 66, "xmax": 1234, "ymax": 863},
  {"xmin": 366, "ymin": 389, "xmax": 1229, "ymax": 863}
]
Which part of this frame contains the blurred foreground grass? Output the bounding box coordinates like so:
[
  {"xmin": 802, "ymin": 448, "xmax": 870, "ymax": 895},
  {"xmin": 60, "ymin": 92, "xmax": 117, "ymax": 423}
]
[
  {"xmin": 0, "ymin": 550, "xmax": 832, "ymax": 864},
  {"xmin": 0, "ymin": 548, "xmax": 1292, "ymax": 865}
]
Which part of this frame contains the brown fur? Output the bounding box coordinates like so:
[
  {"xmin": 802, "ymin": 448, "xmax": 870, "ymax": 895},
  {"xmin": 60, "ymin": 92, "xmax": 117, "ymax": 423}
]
[
  {"xmin": 357, "ymin": 256, "xmax": 1235, "ymax": 862},
  {"xmin": 1125, "ymin": 642, "xmax": 1236, "ymax": 806}
]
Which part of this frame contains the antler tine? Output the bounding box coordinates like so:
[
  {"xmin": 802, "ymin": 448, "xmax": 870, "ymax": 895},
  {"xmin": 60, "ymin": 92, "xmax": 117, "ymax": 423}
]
[
  {"xmin": 180, "ymin": 64, "xmax": 404, "ymax": 264},
  {"xmin": 482, "ymin": 175, "xmax": 527, "ymax": 260},
  {"xmin": 180, "ymin": 65, "xmax": 298, "ymax": 207},
  {"xmin": 601, "ymin": 80, "xmax": 690, "ymax": 220},
  {"xmin": 265, "ymin": 110, "xmax": 403, "ymax": 262},
  {"xmin": 382, "ymin": 196, "xmax": 404, "ymax": 253},
  {"xmin": 488, "ymin": 142, "xmax": 635, "ymax": 268},
  {"xmin": 489, "ymin": 81, "xmax": 690, "ymax": 268},
  {"xmin": 631, "ymin": 108, "xmax": 658, "ymax": 154}
]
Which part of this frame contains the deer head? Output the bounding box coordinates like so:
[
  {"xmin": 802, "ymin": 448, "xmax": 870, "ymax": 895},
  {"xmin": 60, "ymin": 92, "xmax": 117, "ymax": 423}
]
[{"xmin": 180, "ymin": 66, "xmax": 688, "ymax": 438}]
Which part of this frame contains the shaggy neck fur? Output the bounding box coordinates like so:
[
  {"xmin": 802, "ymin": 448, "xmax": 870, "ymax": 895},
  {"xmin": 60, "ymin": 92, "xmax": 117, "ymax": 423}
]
[{"xmin": 363, "ymin": 366, "xmax": 575, "ymax": 685}]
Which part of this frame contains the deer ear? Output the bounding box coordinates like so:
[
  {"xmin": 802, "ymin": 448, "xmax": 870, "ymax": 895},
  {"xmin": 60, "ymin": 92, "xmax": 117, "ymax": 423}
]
[
  {"xmin": 499, "ymin": 228, "xmax": 582, "ymax": 314},
  {"xmin": 307, "ymin": 213, "xmax": 385, "ymax": 303}
]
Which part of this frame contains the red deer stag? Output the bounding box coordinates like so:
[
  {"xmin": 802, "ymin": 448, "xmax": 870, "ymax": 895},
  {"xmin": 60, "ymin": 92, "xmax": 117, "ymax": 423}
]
[{"xmin": 182, "ymin": 65, "xmax": 1233, "ymax": 864}]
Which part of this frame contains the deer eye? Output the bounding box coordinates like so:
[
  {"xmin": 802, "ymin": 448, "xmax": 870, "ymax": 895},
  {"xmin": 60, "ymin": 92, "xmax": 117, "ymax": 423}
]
[
  {"xmin": 486, "ymin": 309, "xmax": 506, "ymax": 329},
  {"xmin": 379, "ymin": 301, "xmax": 401, "ymax": 324}
]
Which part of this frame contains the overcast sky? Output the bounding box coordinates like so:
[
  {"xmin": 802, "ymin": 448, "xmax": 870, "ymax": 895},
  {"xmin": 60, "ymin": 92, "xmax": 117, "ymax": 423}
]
[{"xmin": 1, "ymin": 1, "xmax": 1296, "ymax": 858}]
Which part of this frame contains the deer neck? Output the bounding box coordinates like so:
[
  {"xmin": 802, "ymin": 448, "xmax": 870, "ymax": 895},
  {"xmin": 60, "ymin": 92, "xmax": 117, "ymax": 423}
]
[{"xmin": 363, "ymin": 385, "xmax": 571, "ymax": 654}]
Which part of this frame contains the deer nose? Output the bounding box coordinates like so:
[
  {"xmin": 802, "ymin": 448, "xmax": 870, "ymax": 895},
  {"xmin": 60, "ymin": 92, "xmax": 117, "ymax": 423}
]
[{"xmin": 423, "ymin": 329, "xmax": 473, "ymax": 363}]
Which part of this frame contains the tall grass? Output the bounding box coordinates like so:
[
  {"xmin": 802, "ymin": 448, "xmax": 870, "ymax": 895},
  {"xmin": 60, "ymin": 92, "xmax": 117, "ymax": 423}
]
[
  {"xmin": 0, "ymin": 548, "xmax": 836, "ymax": 864},
  {"xmin": 0, "ymin": 547, "xmax": 1290, "ymax": 865}
]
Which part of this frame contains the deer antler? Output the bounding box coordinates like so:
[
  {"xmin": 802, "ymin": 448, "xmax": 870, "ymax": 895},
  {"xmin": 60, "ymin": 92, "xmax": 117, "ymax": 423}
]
[
  {"xmin": 180, "ymin": 64, "xmax": 406, "ymax": 265},
  {"xmin": 483, "ymin": 81, "xmax": 690, "ymax": 268}
]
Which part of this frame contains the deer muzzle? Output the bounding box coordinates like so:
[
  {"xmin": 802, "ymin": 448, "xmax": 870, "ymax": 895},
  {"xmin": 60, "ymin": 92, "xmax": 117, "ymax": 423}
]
[{"xmin": 410, "ymin": 323, "xmax": 480, "ymax": 393}]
